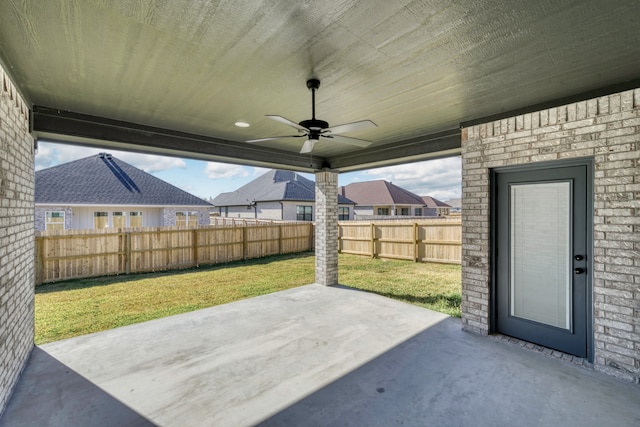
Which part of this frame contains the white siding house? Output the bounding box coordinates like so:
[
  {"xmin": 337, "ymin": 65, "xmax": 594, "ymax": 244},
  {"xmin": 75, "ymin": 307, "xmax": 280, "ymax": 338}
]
[
  {"xmin": 35, "ymin": 153, "xmax": 212, "ymax": 231},
  {"xmin": 213, "ymin": 170, "xmax": 355, "ymax": 221}
]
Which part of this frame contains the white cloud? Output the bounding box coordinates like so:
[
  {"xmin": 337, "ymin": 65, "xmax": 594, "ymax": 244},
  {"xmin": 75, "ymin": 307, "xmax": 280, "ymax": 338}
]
[
  {"xmin": 361, "ymin": 157, "xmax": 462, "ymax": 200},
  {"xmin": 204, "ymin": 162, "xmax": 250, "ymax": 179},
  {"xmin": 117, "ymin": 152, "xmax": 186, "ymax": 173},
  {"xmin": 35, "ymin": 143, "xmax": 103, "ymax": 170},
  {"xmin": 35, "ymin": 141, "xmax": 186, "ymax": 173}
]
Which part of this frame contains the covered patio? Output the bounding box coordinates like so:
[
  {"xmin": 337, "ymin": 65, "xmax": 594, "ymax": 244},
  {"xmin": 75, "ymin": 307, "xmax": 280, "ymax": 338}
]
[
  {"xmin": 1, "ymin": 1, "xmax": 639, "ymax": 423},
  {"xmin": 2, "ymin": 285, "xmax": 639, "ymax": 426}
]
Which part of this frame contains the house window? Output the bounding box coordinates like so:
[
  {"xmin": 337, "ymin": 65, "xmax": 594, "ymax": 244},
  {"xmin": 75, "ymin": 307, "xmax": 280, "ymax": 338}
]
[
  {"xmin": 297, "ymin": 205, "xmax": 313, "ymax": 221},
  {"xmin": 399, "ymin": 207, "xmax": 410, "ymax": 216},
  {"xmin": 415, "ymin": 208, "xmax": 423, "ymax": 216},
  {"xmin": 176, "ymin": 211, "xmax": 198, "ymax": 227},
  {"xmin": 338, "ymin": 207, "xmax": 349, "ymax": 221},
  {"xmin": 130, "ymin": 211, "xmax": 143, "ymax": 227},
  {"xmin": 45, "ymin": 211, "xmax": 65, "ymax": 231},
  {"xmin": 377, "ymin": 207, "xmax": 390, "ymax": 216},
  {"xmin": 112, "ymin": 212, "xmax": 126, "ymax": 228},
  {"xmin": 94, "ymin": 212, "xmax": 109, "ymax": 229}
]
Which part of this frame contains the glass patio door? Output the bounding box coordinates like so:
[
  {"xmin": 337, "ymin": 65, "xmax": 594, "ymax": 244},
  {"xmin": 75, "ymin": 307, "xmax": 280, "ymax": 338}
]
[{"xmin": 494, "ymin": 164, "xmax": 590, "ymax": 358}]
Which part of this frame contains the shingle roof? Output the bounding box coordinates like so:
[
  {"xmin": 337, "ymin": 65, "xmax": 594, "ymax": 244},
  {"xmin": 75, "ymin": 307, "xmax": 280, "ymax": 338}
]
[
  {"xmin": 35, "ymin": 153, "xmax": 212, "ymax": 206},
  {"xmin": 339, "ymin": 180, "xmax": 425, "ymax": 205},
  {"xmin": 212, "ymin": 169, "xmax": 354, "ymax": 206},
  {"xmin": 421, "ymin": 196, "xmax": 451, "ymax": 208}
]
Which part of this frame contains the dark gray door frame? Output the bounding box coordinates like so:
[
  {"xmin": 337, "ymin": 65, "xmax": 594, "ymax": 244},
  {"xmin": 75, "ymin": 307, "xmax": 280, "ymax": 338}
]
[{"xmin": 489, "ymin": 157, "xmax": 594, "ymax": 362}]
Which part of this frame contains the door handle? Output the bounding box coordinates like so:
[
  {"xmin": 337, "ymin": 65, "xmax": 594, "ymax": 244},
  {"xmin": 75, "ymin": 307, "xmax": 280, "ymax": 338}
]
[{"xmin": 574, "ymin": 268, "xmax": 585, "ymax": 275}]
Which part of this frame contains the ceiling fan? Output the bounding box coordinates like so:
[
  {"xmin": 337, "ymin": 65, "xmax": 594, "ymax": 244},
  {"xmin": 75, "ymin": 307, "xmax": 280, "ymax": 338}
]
[{"xmin": 247, "ymin": 79, "xmax": 377, "ymax": 154}]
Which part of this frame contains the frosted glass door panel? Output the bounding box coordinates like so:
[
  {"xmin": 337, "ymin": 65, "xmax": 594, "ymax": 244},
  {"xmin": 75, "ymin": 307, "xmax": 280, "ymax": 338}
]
[{"xmin": 510, "ymin": 182, "xmax": 571, "ymax": 330}]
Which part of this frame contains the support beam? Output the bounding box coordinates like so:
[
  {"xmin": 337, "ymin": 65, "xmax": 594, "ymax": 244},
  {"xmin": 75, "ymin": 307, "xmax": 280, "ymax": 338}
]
[
  {"xmin": 32, "ymin": 106, "xmax": 324, "ymax": 172},
  {"xmin": 326, "ymin": 128, "xmax": 461, "ymax": 172},
  {"xmin": 315, "ymin": 170, "xmax": 339, "ymax": 286}
]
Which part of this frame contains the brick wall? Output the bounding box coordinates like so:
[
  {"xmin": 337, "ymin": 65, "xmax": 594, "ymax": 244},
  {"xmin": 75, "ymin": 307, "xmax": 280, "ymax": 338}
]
[
  {"xmin": 461, "ymin": 88, "xmax": 640, "ymax": 382},
  {"xmin": 34, "ymin": 206, "xmax": 73, "ymax": 231},
  {"xmin": 162, "ymin": 207, "xmax": 211, "ymax": 226},
  {"xmin": 0, "ymin": 66, "xmax": 35, "ymax": 414},
  {"xmin": 315, "ymin": 171, "xmax": 339, "ymax": 286}
]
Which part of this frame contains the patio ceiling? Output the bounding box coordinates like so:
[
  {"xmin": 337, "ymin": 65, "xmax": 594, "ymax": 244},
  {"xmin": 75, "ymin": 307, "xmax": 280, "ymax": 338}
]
[{"xmin": 1, "ymin": 0, "xmax": 639, "ymax": 172}]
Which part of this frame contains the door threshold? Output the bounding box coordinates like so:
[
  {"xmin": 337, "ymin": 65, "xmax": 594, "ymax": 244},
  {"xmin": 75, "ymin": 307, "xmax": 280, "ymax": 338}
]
[{"xmin": 489, "ymin": 333, "xmax": 593, "ymax": 369}]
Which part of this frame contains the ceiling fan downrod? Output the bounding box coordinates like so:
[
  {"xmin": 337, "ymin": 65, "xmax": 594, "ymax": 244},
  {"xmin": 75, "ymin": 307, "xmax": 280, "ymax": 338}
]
[
  {"xmin": 306, "ymin": 78, "xmax": 320, "ymax": 119},
  {"xmin": 301, "ymin": 79, "xmax": 327, "ymax": 132}
]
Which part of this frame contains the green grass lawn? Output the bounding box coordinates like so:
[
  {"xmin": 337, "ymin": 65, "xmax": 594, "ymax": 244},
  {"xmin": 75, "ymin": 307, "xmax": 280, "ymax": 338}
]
[{"xmin": 35, "ymin": 253, "xmax": 461, "ymax": 344}]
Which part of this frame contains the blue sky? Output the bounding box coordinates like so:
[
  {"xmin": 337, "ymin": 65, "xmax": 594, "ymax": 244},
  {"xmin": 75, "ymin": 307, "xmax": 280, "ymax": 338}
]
[{"xmin": 35, "ymin": 141, "xmax": 461, "ymax": 202}]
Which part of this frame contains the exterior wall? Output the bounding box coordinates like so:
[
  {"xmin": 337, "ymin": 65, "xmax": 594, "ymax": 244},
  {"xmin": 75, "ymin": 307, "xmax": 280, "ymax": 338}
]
[
  {"xmin": 0, "ymin": 65, "xmax": 35, "ymax": 415},
  {"xmin": 425, "ymin": 207, "xmax": 438, "ymax": 217},
  {"xmin": 219, "ymin": 205, "xmax": 254, "ymax": 219},
  {"xmin": 34, "ymin": 206, "xmax": 73, "ymax": 230},
  {"xmin": 315, "ymin": 171, "xmax": 339, "ymax": 286},
  {"xmin": 354, "ymin": 205, "xmax": 434, "ymax": 219},
  {"xmin": 217, "ymin": 202, "xmax": 353, "ymax": 221},
  {"xmin": 258, "ymin": 202, "xmax": 285, "ymax": 220},
  {"xmin": 461, "ymin": 88, "xmax": 640, "ymax": 382},
  {"xmin": 353, "ymin": 206, "xmax": 374, "ymax": 217},
  {"xmin": 339, "ymin": 204, "xmax": 355, "ymax": 220},
  {"xmin": 161, "ymin": 207, "xmax": 211, "ymax": 226},
  {"xmin": 282, "ymin": 201, "xmax": 313, "ymax": 221},
  {"xmin": 35, "ymin": 206, "xmax": 164, "ymax": 230}
]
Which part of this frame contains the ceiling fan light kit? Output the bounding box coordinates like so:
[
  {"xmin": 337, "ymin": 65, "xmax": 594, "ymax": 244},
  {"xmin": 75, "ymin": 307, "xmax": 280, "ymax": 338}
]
[{"xmin": 247, "ymin": 79, "xmax": 377, "ymax": 153}]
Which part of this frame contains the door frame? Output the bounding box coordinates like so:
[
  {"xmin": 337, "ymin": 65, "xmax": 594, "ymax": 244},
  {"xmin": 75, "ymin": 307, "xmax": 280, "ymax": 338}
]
[{"xmin": 489, "ymin": 158, "xmax": 594, "ymax": 362}]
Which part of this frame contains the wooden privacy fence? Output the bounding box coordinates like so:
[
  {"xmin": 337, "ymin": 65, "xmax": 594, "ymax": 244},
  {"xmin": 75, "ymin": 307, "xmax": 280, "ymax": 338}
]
[
  {"xmin": 338, "ymin": 219, "xmax": 462, "ymax": 264},
  {"xmin": 35, "ymin": 223, "xmax": 314, "ymax": 285},
  {"xmin": 35, "ymin": 219, "xmax": 462, "ymax": 285}
]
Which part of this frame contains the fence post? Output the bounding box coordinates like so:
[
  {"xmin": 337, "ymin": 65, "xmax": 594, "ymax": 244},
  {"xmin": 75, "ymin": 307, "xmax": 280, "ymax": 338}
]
[
  {"xmin": 370, "ymin": 223, "xmax": 375, "ymax": 258},
  {"xmin": 278, "ymin": 224, "xmax": 282, "ymax": 255},
  {"xmin": 413, "ymin": 222, "xmax": 418, "ymax": 263},
  {"xmin": 193, "ymin": 228, "xmax": 199, "ymax": 267},
  {"xmin": 36, "ymin": 236, "xmax": 44, "ymax": 285},
  {"xmin": 242, "ymin": 225, "xmax": 248, "ymax": 260},
  {"xmin": 125, "ymin": 232, "xmax": 131, "ymax": 274}
]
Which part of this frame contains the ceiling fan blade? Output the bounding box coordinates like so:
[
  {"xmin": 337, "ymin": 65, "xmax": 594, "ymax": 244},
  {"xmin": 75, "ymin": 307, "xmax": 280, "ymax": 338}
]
[
  {"xmin": 247, "ymin": 135, "xmax": 305, "ymax": 143},
  {"xmin": 324, "ymin": 120, "xmax": 377, "ymax": 135},
  {"xmin": 266, "ymin": 115, "xmax": 308, "ymax": 132},
  {"xmin": 300, "ymin": 139, "xmax": 318, "ymax": 154},
  {"xmin": 321, "ymin": 134, "xmax": 372, "ymax": 148}
]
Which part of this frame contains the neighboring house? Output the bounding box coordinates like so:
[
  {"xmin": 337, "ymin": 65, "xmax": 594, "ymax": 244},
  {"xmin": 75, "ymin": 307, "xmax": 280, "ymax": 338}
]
[
  {"xmin": 421, "ymin": 196, "xmax": 451, "ymax": 217},
  {"xmin": 212, "ymin": 169, "xmax": 355, "ymax": 221},
  {"xmin": 35, "ymin": 153, "xmax": 212, "ymax": 231},
  {"xmin": 444, "ymin": 198, "xmax": 461, "ymax": 213},
  {"xmin": 339, "ymin": 180, "xmax": 434, "ymax": 218}
]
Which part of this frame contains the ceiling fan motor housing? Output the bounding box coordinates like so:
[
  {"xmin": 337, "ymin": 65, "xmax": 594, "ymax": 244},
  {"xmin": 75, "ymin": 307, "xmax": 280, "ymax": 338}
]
[{"xmin": 299, "ymin": 119, "xmax": 329, "ymax": 130}]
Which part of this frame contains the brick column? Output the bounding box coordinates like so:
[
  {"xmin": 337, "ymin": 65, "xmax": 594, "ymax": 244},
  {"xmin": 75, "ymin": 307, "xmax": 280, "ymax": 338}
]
[
  {"xmin": 315, "ymin": 170, "xmax": 339, "ymax": 286},
  {"xmin": 0, "ymin": 64, "xmax": 35, "ymax": 415}
]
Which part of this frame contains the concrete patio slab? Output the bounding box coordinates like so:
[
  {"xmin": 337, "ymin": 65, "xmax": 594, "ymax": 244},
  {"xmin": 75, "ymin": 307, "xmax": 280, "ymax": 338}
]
[{"xmin": 1, "ymin": 284, "xmax": 639, "ymax": 426}]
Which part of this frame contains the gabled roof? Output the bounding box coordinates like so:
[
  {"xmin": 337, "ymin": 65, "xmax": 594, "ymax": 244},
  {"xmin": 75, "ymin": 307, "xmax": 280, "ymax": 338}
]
[
  {"xmin": 213, "ymin": 170, "xmax": 354, "ymax": 206},
  {"xmin": 35, "ymin": 153, "xmax": 212, "ymax": 206},
  {"xmin": 421, "ymin": 196, "xmax": 451, "ymax": 208},
  {"xmin": 339, "ymin": 180, "xmax": 425, "ymax": 206},
  {"xmin": 445, "ymin": 198, "xmax": 462, "ymax": 209}
]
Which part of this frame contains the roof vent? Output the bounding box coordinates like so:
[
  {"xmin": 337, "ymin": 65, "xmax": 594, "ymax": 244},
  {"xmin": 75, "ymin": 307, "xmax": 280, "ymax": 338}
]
[
  {"xmin": 98, "ymin": 152, "xmax": 113, "ymax": 159},
  {"xmin": 98, "ymin": 152, "xmax": 106, "ymax": 158}
]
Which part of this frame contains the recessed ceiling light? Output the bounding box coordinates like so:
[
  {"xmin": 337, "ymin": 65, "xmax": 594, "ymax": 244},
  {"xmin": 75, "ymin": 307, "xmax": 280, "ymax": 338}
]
[{"xmin": 235, "ymin": 121, "xmax": 250, "ymax": 128}]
